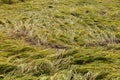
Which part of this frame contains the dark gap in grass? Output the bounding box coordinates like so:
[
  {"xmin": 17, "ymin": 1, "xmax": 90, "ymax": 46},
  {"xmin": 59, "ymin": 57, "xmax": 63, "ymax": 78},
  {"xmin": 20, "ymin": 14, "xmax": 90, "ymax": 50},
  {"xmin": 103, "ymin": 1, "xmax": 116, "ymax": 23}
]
[
  {"xmin": 72, "ymin": 56, "xmax": 112, "ymax": 65},
  {"xmin": 96, "ymin": 72, "xmax": 109, "ymax": 80},
  {"xmin": 70, "ymin": 12, "xmax": 80, "ymax": 17},
  {"xmin": 48, "ymin": 5, "xmax": 53, "ymax": 8},
  {"xmin": 0, "ymin": 64, "xmax": 16, "ymax": 74}
]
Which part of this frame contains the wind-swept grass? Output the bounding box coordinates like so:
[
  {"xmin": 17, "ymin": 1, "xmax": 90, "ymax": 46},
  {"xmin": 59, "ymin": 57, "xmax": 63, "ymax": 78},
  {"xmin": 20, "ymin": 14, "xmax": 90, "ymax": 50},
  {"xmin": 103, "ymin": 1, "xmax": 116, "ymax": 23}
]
[{"xmin": 0, "ymin": 0, "xmax": 120, "ymax": 80}]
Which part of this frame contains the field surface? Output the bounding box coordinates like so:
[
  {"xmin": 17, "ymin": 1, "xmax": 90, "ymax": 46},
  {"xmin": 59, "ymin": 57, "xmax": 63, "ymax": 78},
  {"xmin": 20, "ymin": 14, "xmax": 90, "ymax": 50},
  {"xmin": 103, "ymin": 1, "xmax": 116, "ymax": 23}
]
[{"xmin": 0, "ymin": 0, "xmax": 120, "ymax": 80}]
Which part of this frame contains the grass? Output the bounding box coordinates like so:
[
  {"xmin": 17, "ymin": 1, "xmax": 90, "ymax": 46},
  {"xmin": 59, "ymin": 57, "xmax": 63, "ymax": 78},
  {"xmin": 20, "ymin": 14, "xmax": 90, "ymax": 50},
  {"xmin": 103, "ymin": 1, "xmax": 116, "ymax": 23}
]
[{"xmin": 0, "ymin": 0, "xmax": 120, "ymax": 80}]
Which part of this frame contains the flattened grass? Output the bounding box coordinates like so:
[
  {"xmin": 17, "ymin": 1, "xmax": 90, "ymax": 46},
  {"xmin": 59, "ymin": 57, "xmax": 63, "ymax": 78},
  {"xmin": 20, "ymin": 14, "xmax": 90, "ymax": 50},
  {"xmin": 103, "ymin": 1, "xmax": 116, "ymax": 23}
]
[{"xmin": 0, "ymin": 0, "xmax": 120, "ymax": 79}]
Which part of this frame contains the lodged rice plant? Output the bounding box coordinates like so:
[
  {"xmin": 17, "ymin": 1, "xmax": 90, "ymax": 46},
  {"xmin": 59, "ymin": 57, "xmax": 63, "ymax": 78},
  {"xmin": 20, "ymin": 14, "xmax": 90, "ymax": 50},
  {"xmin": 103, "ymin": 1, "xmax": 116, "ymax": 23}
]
[{"xmin": 0, "ymin": 0, "xmax": 120, "ymax": 80}]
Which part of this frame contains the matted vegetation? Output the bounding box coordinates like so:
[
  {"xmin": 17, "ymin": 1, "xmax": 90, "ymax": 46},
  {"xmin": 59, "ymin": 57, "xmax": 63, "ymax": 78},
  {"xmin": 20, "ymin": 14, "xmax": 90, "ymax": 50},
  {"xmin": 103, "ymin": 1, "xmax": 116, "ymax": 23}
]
[{"xmin": 0, "ymin": 0, "xmax": 120, "ymax": 80}]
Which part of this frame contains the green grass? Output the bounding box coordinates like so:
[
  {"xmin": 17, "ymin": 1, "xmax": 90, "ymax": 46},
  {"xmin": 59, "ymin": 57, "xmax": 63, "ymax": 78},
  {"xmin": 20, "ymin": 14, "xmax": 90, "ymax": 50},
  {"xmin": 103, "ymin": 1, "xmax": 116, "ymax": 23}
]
[{"xmin": 0, "ymin": 0, "xmax": 120, "ymax": 80}]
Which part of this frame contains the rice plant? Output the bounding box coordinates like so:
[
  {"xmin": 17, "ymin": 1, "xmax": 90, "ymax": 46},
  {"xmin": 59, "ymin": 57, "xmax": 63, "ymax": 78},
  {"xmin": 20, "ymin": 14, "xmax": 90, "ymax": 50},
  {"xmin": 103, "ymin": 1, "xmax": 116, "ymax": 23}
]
[{"xmin": 0, "ymin": 0, "xmax": 120, "ymax": 80}]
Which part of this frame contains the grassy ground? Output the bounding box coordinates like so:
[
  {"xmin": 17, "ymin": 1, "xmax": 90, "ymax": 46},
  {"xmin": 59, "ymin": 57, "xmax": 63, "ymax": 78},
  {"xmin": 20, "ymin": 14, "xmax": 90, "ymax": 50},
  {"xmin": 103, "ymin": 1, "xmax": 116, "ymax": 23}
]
[{"xmin": 0, "ymin": 0, "xmax": 120, "ymax": 80}]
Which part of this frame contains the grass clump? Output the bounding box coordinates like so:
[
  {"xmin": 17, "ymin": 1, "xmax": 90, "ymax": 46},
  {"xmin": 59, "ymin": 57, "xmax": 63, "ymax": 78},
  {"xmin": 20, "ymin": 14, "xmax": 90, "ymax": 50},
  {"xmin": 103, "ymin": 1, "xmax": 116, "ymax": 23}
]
[{"xmin": 30, "ymin": 59, "xmax": 55, "ymax": 76}]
